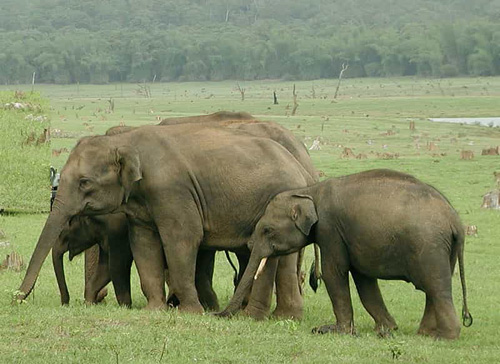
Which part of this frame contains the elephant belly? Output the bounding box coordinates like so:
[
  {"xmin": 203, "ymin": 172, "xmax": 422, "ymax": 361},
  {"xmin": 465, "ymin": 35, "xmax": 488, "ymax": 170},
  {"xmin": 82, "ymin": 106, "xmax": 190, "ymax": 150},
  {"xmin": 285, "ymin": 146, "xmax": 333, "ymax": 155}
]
[{"xmin": 345, "ymin": 234, "xmax": 411, "ymax": 282}]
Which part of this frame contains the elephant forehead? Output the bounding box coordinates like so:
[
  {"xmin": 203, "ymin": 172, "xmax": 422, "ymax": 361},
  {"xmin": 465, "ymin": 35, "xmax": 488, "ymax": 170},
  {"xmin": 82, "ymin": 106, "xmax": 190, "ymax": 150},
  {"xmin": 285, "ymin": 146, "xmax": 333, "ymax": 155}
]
[{"xmin": 265, "ymin": 198, "xmax": 290, "ymax": 217}]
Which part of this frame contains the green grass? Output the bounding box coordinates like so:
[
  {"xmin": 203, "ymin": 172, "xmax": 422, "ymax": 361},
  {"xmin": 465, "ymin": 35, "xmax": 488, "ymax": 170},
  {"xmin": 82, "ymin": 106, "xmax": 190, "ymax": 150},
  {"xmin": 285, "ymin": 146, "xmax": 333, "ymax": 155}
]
[
  {"xmin": 1, "ymin": 77, "xmax": 500, "ymax": 363},
  {"xmin": 0, "ymin": 92, "xmax": 51, "ymax": 212}
]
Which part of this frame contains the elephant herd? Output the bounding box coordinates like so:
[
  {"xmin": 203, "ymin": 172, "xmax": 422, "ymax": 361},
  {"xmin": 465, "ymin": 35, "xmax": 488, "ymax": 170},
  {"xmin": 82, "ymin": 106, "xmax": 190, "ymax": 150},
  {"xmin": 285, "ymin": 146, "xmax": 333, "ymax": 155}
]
[{"xmin": 15, "ymin": 111, "xmax": 472, "ymax": 340}]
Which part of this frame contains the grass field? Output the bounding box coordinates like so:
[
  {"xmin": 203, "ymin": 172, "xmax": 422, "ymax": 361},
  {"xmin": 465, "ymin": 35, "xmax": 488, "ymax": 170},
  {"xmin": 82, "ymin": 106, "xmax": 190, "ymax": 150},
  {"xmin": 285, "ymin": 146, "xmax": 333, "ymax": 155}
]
[
  {"xmin": 0, "ymin": 92, "xmax": 50, "ymax": 212},
  {"xmin": 1, "ymin": 77, "xmax": 500, "ymax": 363}
]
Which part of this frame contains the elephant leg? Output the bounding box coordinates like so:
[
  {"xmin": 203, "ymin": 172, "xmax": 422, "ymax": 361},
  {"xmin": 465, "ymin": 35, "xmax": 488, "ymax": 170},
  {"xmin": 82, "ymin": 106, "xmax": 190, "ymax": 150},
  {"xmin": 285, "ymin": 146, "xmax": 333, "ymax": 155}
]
[
  {"xmin": 195, "ymin": 250, "xmax": 219, "ymax": 311},
  {"xmin": 417, "ymin": 295, "xmax": 437, "ymax": 337},
  {"xmin": 272, "ymin": 253, "xmax": 303, "ymax": 320},
  {"xmin": 129, "ymin": 224, "xmax": 166, "ymax": 310},
  {"xmin": 243, "ymin": 256, "xmax": 278, "ymax": 320},
  {"xmin": 108, "ymin": 243, "xmax": 133, "ymax": 308},
  {"xmin": 312, "ymin": 242, "xmax": 354, "ymax": 335},
  {"xmin": 157, "ymin": 225, "xmax": 204, "ymax": 314},
  {"xmin": 84, "ymin": 246, "xmax": 111, "ymax": 304},
  {"xmin": 426, "ymin": 292, "xmax": 460, "ymax": 339},
  {"xmin": 351, "ymin": 270, "xmax": 397, "ymax": 336},
  {"xmin": 414, "ymin": 252, "xmax": 460, "ymax": 339}
]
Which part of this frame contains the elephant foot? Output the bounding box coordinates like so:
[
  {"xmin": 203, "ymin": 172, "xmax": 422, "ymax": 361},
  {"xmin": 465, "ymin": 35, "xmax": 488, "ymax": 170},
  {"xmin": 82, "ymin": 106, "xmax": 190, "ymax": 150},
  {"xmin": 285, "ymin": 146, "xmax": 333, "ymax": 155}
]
[
  {"xmin": 418, "ymin": 326, "xmax": 459, "ymax": 340},
  {"xmin": 213, "ymin": 310, "xmax": 233, "ymax": 318},
  {"xmin": 243, "ymin": 305, "xmax": 269, "ymax": 321},
  {"xmin": 312, "ymin": 323, "xmax": 356, "ymax": 335},
  {"xmin": 376, "ymin": 325, "xmax": 395, "ymax": 338},
  {"xmin": 271, "ymin": 306, "xmax": 303, "ymax": 320},
  {"xmin": 178, "ymin": 302, "xmax": 204, "ymax": 314},
  {"xmin": 145, "ymin": 301, "xmax": 167, "ymax": 310},
  {"xmin": 375, "ymin": 320, "xmax": 398, "ymax": 338},
  {"xmin": 417, "ymin": 327, "xmax": 437, "ymax": 337}
]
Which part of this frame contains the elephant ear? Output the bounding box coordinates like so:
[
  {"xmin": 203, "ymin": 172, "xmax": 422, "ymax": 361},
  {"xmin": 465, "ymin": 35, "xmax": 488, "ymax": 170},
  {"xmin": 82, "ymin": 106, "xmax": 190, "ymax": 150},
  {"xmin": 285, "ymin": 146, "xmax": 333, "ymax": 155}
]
[
  {"xmin": 115, "ymin": 146, "xmax": 142, "ymax": 203},
  {"xmin": 290, "ymin": 194, "xmax": 318, "ymax": 236}
]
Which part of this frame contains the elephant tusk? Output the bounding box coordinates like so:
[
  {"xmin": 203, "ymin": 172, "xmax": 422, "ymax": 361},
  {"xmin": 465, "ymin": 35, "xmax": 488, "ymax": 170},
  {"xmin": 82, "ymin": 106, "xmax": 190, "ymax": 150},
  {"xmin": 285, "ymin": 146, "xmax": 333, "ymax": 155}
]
[{"xmin": 254, "ymin": 257, "xmax": 268, "ymax": 280}]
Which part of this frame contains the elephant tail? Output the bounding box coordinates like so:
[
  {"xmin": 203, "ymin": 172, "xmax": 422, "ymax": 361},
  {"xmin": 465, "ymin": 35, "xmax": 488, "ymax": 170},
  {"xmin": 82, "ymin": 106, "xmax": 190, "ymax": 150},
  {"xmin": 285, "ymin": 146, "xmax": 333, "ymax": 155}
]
[
  {"xmin": 224, "ymin": 251, "xmax": 239, "ymax": 288},
  {"xmin": 455, "ymin": 225, "xmax": 473, "ymax": 327},
  {"xmin": 309, "ymin": 244, "xmax": 322, "ymax": 293}
]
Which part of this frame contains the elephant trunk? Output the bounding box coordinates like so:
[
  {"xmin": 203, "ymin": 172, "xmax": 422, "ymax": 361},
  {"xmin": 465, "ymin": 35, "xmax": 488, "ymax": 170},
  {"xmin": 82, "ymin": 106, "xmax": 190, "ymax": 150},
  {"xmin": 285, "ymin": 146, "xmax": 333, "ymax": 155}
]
[
  {"xmin": 15, "ymin": 209, "xmax": 71, "ymax": 302},
  {"xmin": 52, "ymin": 242, "xmax": 70, "ymax": 305},
  {"xmin": 218, "ymin": 244, "xmax": 273, "ymax": 317}
]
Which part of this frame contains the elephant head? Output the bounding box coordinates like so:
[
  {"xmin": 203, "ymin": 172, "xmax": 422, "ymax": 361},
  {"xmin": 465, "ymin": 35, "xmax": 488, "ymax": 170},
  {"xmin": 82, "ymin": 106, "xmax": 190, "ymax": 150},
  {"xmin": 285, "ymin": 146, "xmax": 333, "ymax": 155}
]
[
  {"xmin": 16, "ymin": 135, "xmax": 142, "ymax": 302},
  {"xmin": 218, "ymin": 193, "xmax": 318, "ymax": 316}
]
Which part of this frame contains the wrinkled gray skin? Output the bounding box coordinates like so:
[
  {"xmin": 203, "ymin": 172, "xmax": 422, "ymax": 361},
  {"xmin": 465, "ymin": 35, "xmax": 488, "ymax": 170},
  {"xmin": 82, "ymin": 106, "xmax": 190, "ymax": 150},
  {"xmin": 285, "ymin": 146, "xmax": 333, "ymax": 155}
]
[
  {"xmin": 104, "ymin": 113, "xmax": 319, "ymax": 318},
  {"xmin": 16, "ymin": 124, "xmax": 315, "ymax": 318},
  {"xmin": 53, "ymin": 214, "xmax": 221, "ymax": 310},
  {"xmin": 220, "ymin": 169, "xmax": 472, "ymax": 340}
]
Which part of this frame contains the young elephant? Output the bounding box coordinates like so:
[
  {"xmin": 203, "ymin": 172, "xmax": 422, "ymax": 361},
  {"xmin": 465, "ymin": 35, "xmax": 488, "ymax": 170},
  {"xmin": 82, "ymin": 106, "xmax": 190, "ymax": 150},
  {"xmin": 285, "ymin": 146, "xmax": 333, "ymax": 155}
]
[
  {"xmin": 220, "ymin": 169, "xmax": 473, "ymax": 340},
  {"xmin": 53, "ymin": 214, "xmax": 221, "ymax": 311},
  {"xmin": 52, "ymin": 214, "xmax": 133, "ymax": 306}
]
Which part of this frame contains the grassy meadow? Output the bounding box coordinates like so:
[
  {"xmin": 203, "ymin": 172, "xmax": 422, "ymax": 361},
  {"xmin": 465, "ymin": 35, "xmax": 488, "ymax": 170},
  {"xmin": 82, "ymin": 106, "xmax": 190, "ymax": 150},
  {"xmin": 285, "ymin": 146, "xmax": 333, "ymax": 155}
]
[{"xmin": 0, "ymin": 77, "xmax": 500, "ymax": 363}]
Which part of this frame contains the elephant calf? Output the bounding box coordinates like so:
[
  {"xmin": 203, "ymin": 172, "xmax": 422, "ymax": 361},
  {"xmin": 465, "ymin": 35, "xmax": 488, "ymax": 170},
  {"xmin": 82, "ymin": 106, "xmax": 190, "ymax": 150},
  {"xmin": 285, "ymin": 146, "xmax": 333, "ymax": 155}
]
[
  {"xmin": 53, "ymin": 213, "xmax": 222, "ymax": 310},
  {"xmin": 220, "ymin": 169, "xmax": 473, "ymax": 340}
]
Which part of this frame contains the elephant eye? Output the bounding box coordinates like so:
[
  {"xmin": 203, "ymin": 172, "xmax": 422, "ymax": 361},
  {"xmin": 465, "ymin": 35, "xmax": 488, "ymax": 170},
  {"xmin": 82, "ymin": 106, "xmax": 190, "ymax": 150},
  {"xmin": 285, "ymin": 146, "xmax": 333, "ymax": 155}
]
[
  {"xmin": 262, "ymin": 226, "xmax": 274, "ymax": 236},
  {"xmin": 79, "ymin": 178, "xmax": 92, "ymax": 190}
]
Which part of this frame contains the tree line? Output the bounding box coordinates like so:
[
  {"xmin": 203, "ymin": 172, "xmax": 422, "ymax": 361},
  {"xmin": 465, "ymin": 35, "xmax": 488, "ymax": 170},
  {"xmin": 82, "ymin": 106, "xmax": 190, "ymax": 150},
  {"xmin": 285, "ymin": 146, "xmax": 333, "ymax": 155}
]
[{"xmin": 1, "ymin": 0, "xmax": 500, "ymax": 84}]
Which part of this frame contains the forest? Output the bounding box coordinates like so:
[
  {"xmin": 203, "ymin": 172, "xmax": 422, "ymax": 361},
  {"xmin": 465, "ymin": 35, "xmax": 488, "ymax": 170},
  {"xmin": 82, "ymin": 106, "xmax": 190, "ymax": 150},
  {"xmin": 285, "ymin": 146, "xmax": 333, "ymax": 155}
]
[{"xmin": 1, "ymin": 0, "xmax": 500, "ymax": 84}]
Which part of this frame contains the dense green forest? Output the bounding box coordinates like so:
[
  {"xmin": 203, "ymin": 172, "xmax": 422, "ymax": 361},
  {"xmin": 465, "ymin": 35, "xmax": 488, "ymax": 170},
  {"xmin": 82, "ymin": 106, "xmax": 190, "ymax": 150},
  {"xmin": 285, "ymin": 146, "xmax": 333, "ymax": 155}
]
[{"xmin": 1, "ymin": 0, "xmax": 500, "ymax": 84}]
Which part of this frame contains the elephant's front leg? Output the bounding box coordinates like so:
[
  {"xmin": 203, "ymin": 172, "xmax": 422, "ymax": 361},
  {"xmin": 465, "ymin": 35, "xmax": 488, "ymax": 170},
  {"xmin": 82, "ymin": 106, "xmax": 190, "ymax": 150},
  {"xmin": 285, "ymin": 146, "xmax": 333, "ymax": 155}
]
[
  {"xmin": 129, "ymin": 223, "xmax": 167, "ymax": 310},
  {"xmin": 157, "ymin": 221, "xmax": 204, "ymax": 314},
  {"xmin": 243, "ymin": 256, "xmax": 278, "ymax": 320},
  {"xmin": 312, "ymin": 242, "xmax": 355, "ymax": 335},
  {"xmin": 272, "ymin": 252, "xmax": 304, "ymax": 320}
]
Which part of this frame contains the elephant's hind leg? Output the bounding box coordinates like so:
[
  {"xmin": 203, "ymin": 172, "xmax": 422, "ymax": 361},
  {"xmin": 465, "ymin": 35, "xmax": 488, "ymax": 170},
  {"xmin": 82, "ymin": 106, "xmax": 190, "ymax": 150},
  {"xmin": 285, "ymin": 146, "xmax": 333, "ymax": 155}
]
[
  {"xmin": 351, "ymin": 270, "xmax": 397, "ymax": 336},
  {"xmin": 417, "ymin": 295, "xmax": 437, "ymax": 337},
  {"xmin": 413, "ymin": 251, "xmax": 460, "ymax": 339},
  {"xmin": 195, "ymin": 250, "xmax": 219, "ymax": 311}
]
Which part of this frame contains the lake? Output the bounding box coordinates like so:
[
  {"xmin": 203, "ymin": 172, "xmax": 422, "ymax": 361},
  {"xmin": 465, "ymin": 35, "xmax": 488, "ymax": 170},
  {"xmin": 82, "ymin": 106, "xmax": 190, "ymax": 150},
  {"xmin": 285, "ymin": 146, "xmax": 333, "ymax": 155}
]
[{"xmin": 428, "ymin": 117, "xmax": 500, "ymax": 127}]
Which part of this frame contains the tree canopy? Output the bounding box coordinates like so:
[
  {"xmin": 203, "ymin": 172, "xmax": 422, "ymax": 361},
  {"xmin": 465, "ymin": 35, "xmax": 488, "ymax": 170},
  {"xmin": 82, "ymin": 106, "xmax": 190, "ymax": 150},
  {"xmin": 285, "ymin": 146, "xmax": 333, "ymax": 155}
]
[{"xmin": 1, "ymin": 0, "xmax": 500, "ymax": 84}]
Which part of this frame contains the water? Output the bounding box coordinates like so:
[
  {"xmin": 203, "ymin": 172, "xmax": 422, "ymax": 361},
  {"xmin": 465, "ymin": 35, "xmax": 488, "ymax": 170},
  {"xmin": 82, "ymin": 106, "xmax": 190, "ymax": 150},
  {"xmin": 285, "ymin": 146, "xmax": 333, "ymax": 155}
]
[{"xmin": 428, "ymin": 117, "xmax": 500, "ymax": 127}]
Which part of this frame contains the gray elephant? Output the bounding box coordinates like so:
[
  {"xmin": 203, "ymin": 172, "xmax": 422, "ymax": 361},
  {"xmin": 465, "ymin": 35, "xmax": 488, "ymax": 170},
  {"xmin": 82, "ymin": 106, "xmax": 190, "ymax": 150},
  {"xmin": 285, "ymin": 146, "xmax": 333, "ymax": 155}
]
[
  {"xmin": 16, "ymin": 123, "xmax": 315, "ymax": 319},
  {"xmin": 52, "ymin": 214, "xmax": 132, "ymax": 306},
  {"xmin": 103, "ymin": 114, "xmax": 320, "ymax": 318},
  {"xmin": 219, "ymin": 169, "xmax": 473, "ymax": 340}
]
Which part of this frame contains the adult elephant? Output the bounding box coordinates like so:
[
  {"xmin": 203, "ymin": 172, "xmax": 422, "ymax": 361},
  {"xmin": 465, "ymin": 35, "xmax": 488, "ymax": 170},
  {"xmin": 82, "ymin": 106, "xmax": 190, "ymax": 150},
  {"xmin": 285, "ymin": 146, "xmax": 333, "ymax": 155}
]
[
  {"xmin": 53, "ymin": 213, "xmax": 220, "ymax": 310},
  {"xmin": 17, "ymin": 124, "xmax": 315, "ymax": 317},
  {"xmin": 105, "ymin": 114, "xmax": 320, "ymax": 318}
]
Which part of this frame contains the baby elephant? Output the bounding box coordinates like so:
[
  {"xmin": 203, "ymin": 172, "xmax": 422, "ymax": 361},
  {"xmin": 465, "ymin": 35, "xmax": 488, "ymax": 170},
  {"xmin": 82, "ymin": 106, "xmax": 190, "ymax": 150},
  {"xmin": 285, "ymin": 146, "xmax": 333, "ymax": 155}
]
[{"xmin": 220, "ymin": 169, "xmax": 472, "ymax": 339}]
